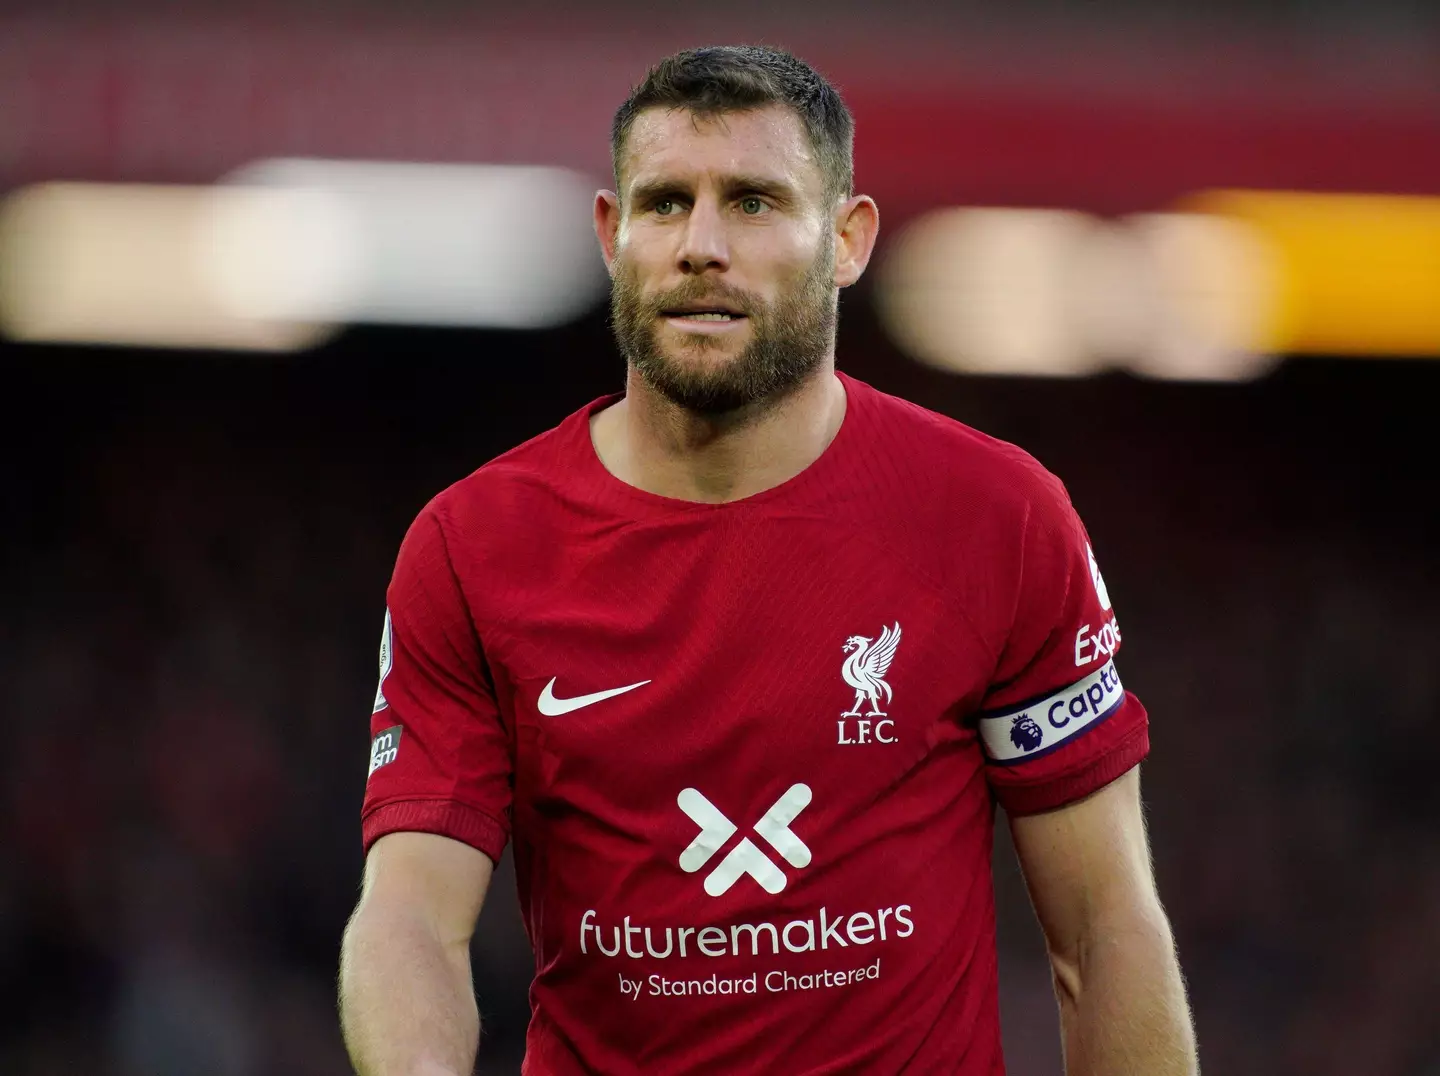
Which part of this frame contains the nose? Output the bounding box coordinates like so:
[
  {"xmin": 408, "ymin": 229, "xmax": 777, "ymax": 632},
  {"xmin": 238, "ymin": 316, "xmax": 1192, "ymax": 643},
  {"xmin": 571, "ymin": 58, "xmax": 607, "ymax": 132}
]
[{"xmin": 675, "ymin": 197, "xmax": 729, "ymax": 275}]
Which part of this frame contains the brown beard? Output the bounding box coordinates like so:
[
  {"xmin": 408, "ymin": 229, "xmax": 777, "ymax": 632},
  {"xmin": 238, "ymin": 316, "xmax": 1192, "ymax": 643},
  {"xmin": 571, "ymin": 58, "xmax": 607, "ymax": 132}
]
[{"xmin": 609, "ymin": 237, "xmax": 837, "ymax": 416}]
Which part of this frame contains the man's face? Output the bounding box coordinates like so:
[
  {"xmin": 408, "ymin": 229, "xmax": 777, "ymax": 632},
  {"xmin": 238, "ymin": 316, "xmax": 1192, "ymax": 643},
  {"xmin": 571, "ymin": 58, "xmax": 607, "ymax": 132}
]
[{"xmin": 605, "ymin": 104, "xmax": 837, "ymax": 415}]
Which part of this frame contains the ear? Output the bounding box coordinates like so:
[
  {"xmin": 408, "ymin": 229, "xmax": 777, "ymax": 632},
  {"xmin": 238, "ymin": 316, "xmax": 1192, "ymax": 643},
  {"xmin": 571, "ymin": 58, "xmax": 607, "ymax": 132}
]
[
  {"xmin": 832, "ymin": 195, "xmax": 880, "ymax": 288},
  {"xmin": 594, "ymin": 189, "xmax": 622, "ymax": 275}
]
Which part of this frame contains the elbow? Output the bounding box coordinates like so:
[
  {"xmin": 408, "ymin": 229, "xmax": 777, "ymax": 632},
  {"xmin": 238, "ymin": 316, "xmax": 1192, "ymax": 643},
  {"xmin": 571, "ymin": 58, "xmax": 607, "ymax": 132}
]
[
  {"xmin": 1047, "ymin": 896, "xmax": 1176, "ymax": 1005},
  {"xmin": 1047, "ymin": 945, "xmax": 1084, "ymax": 1009},
  {"xmin": 1043, "ymin": 903, "xmax": 1087, "ymax": 1007}
]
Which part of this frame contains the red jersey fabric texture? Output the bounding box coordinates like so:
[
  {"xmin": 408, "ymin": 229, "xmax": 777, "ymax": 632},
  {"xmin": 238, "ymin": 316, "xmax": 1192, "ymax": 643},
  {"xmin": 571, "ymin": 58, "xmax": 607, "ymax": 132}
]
[{"xmin": 361, "ymin": 372, "xmax": 1149, "ymax": 1075}]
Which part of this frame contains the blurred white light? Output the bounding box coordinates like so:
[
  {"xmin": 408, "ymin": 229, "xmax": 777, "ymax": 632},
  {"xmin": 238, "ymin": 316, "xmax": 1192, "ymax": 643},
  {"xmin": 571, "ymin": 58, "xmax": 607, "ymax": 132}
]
[
  {"xmin": 224, "ymin": 159, "xmax": 606, "ymax": 329},
  {"xmin": 876, "ymin": 208, "xmax": 1105, "ymax": 378},
  {"xmin": 1126, "ymin": 213, "xmax": 1278, "ymax": 381},
  {"xmin": 876, "ymin": 207, "xmax": 1277, "ymax": 381},
  {"xmin": 0, "ymin": 183, "xmax": 334, "ymax": 351},
  {"xmin": 1068, "ymin": 223, "xmax": 1155, "ymax": 363},
  {"xmin": 199, "ymin": 186, "xmax": 365, "ymax": 324}
]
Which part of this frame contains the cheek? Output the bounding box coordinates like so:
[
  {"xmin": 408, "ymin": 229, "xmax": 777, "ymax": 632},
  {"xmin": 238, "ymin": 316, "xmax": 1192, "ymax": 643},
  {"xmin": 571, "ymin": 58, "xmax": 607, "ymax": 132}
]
[
  {"xmin": 609, "ymin": 242, "xmax": 654, "ymax": 289},
  {"xmin": 767, "ymin": 244, "xmax": 827, "ymax": 295},
  {"xmin": 613, "ymin": 229, "xmax": 674, "ymax": 281},
  {"xmin": 753, "ymin": 224, "xmax": 826, "ymax": 275}
]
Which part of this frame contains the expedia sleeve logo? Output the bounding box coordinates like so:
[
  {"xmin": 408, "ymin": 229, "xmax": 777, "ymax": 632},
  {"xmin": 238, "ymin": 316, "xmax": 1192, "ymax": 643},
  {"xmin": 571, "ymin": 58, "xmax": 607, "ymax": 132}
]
[{"xmin": 977, "ymin": 659, "xmax": 1124, "ymax": 765}]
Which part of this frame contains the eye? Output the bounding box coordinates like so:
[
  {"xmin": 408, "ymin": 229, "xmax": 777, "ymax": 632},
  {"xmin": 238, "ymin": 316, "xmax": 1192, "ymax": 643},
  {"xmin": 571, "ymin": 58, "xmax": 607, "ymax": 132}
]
[
  {"xmin": 739, "ymin": 196, "xmax": 768, "ymax": 215},
  {"xmin": 653, "ymin": 198, "xmax": 679, "ymax": 216}
]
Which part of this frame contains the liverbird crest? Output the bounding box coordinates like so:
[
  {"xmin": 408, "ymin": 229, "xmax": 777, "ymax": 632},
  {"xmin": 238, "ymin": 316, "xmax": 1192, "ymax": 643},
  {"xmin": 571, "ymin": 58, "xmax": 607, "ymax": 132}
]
[{"xmin": 840, "ymin": 622, "xmax": 902, "ymax": 718}]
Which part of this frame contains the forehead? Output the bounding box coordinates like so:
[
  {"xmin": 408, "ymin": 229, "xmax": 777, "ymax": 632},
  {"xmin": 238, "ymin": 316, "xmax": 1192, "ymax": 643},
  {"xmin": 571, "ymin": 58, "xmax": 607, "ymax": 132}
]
[{"xmin": 620, "ymin": 104, "xmax": 821, "ymax": 195}]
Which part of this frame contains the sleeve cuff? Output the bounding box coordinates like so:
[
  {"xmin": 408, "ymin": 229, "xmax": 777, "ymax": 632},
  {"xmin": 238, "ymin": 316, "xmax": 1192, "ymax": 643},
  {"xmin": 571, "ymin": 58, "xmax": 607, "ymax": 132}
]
[
  {"xmin": 992, "ymin": 722, "xmax": 1150, "ymax": 815},
  {"xmin": 361, "ymin": 798, "xmax": 509, "ymax": 863}
]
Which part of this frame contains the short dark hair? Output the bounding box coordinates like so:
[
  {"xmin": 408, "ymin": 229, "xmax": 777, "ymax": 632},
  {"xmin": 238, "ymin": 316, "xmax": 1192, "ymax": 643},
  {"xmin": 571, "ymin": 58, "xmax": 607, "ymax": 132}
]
[{"xmin": 611, "ymin": 45, "xmax": 855, "ymax": 205}]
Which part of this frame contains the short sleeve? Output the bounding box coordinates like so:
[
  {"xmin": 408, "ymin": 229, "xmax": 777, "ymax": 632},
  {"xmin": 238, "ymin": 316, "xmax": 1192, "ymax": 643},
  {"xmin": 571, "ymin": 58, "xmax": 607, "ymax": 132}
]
[
  {"xmin": 976, "ymin": 469, "xmax": 1149, "ymax": 814},
  {"xmin": 360, "ymin": 503, "xmax": 512, "ymax": 863}
]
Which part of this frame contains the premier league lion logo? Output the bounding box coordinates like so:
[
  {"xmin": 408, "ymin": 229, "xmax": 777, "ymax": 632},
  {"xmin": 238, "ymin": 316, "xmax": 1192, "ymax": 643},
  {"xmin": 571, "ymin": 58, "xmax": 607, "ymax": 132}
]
[{"xmin": 1009, "ymin": 714, "xmax": 1044, "ymax": 753}]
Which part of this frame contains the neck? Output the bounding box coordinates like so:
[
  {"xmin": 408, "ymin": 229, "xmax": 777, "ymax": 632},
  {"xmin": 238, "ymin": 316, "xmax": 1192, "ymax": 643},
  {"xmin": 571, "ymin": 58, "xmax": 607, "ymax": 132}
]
[{"xmin": 590, "ymin": 361, "xmax": 847, "ymax": 503}]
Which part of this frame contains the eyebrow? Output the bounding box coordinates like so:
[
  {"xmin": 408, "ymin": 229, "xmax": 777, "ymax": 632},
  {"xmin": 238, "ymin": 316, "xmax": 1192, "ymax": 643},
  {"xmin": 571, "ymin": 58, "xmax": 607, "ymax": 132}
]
[{"xmin": 626, "ymin": 174, "xmax": 800, "ymax": 208}]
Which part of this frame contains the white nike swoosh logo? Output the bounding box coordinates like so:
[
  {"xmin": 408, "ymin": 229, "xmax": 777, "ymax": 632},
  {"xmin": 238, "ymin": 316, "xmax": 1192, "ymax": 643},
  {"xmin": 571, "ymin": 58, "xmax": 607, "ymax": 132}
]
[{"xmin": 536, "ymin": 677, "xmax": 651, "ymax": 717}]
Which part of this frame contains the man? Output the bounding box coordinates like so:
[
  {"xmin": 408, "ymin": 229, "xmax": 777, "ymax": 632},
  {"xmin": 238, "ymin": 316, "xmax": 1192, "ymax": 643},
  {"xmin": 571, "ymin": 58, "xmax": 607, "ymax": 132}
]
[{"xmin": 340, "ymin": 45, "xmax": 1198, "ymax": 1075}]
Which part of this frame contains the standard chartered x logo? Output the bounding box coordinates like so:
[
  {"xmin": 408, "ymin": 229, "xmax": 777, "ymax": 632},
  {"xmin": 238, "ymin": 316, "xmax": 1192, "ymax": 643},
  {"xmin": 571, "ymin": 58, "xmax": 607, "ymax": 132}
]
[{"xmin": 678, "ymin": 784, "xmax": 812, "ymax": 896}]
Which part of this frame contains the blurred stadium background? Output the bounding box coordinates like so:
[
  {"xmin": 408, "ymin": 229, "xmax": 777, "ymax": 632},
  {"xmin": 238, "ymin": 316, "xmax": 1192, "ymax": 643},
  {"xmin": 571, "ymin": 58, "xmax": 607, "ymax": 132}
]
[{"xmin": 2, "ymin": 1, "xmax": 1438, "ymax": 1073}]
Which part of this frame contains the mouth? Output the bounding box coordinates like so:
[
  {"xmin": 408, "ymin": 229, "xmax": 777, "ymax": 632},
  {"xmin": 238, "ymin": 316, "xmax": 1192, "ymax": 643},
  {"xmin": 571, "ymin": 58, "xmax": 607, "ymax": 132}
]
[
  {"xmin": 660, "ymin": 301, "xmax": 747, "ymax": 325},
  {"xmin": 659, "ymin": 306, "xmax": 749, "ymax": 336}
]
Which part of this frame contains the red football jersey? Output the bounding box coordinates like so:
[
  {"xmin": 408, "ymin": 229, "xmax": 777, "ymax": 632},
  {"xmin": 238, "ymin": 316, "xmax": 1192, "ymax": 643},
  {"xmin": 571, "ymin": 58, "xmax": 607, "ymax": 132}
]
[{"xmin": 362, "ymin": 373, "xmax": 1148, "ymax": 1075}]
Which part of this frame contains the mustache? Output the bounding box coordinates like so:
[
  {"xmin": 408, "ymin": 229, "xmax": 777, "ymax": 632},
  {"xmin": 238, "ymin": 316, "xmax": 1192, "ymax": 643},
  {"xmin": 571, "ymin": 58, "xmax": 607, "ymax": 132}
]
[{"xmin": 638, "ymin": 278, "xmax": 759, "ymax": 317}]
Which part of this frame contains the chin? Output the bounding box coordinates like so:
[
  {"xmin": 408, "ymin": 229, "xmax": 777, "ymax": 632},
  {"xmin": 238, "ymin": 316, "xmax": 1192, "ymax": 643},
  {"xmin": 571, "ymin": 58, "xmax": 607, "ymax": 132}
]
[{"xmin": 658, "ymin": 336, "xmax": 747, "ymax": 369}]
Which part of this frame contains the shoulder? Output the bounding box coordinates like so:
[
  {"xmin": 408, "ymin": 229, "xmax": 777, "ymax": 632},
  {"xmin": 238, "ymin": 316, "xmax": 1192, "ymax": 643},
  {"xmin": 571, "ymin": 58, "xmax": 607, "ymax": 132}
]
[
  {"xmin": 428, "ymin": 398, "xmax": 604, "ymax": 532},
  {"xmin": 846, "ymin": 376, "xmax": 1072, "ymax": 528},
  {"xmin": 399, "ymin": 397, "xmax": 609, "ymax": 584}
]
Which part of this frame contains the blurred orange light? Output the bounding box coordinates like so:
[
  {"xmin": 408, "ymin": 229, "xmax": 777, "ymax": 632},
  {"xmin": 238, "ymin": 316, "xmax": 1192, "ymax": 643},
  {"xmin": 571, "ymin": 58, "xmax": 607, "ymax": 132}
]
[{"xmin": 1188, "ymin": 190, "xmax": 1440, "ymax": 357}]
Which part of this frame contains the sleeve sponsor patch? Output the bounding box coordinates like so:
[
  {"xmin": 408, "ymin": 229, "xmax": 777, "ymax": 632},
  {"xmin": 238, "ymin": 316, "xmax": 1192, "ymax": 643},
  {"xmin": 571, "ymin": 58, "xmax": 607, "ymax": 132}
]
[
  {"xmin": 978, "ymin": 659, "xmax": 1124, "ymax": 765},
  {"xmin": 1086, "ymin": 543, "xmax": 1112, "ymax": 611},
  {"xmin": 372, "ymin": 608, "xmax": 394, "ymax": 714},
  {"xmin": 368, "ymin": 725, "xmax": 402, "ymax": 777}
]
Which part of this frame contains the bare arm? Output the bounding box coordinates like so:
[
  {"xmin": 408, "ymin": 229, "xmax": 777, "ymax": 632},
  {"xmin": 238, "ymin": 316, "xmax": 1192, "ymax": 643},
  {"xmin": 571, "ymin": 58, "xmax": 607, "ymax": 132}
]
[
  {"xmin": 339, "ymin": 831, "xmax": 495, "ymax": 1076},
  {"xmin": 1009, "ymin": 766, "xmax": 1198, "ymax": 1076}
]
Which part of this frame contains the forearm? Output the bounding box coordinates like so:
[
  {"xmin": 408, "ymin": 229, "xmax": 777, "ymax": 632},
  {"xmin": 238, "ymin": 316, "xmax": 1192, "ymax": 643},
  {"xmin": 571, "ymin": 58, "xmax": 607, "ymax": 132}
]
[
  {"xmin": 339, "ymin": 904, "xmax": 480, "ymax": 1076},
  {"xmin": 1051, "ymin": 905, "xmax": 1198, "ymax": 1076}
]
